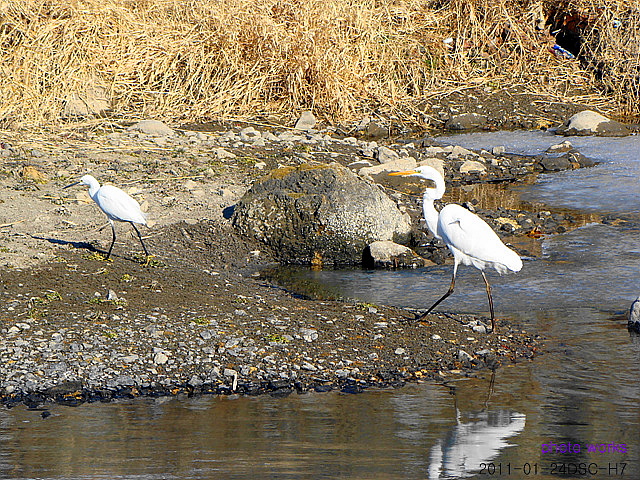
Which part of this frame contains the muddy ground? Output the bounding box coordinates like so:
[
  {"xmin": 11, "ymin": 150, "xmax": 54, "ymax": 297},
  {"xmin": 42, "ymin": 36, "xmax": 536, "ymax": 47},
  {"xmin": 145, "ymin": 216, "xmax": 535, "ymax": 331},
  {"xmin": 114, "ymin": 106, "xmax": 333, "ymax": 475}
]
[{"xmin": 2, "ymin": 93, "xmax": 613, "ymax": 407}]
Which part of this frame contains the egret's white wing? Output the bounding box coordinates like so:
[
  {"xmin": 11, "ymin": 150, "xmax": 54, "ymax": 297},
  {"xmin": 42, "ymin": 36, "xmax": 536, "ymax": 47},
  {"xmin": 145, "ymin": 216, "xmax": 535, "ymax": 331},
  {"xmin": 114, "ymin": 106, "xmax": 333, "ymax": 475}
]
[
  {"xmin": 438, "ymin": 204, "xmax": 521, "ymax": 272},
  {"xmin": 95, "ymin": 185, "xmax": 147, "ymax": 225}
]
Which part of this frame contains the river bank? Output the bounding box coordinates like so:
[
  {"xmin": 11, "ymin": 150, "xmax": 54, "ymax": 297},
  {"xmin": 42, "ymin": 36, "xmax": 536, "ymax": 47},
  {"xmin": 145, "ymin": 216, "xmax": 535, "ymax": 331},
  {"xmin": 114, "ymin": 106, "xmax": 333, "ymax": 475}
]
[{"xmin": 1, "ymin": 110, "xmax": 622, "ymax": 408}]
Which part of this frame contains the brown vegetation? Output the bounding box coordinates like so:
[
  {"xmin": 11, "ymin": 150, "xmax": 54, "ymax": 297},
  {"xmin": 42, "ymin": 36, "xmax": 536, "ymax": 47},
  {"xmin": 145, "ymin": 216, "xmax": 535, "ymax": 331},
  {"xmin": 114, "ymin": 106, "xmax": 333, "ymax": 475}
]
[{"xmin": 0, "ymin": 0, "xmax": 637, "ymax": 129}]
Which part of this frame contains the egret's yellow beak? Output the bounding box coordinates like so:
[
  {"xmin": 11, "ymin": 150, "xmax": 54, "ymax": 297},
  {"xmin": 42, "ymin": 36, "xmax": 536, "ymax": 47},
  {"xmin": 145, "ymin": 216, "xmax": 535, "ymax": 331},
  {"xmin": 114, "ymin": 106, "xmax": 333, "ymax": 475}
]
[{"xmin": 388, "ymin": 170, "xmax": 417, "ymax": 176}]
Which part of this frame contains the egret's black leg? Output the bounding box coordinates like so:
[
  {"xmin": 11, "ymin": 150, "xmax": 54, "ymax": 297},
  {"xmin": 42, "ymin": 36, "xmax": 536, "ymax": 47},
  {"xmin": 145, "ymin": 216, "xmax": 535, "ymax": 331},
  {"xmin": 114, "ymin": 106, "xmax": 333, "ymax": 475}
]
[
  {"xmin": 106, "ymin": 222, "xmax": 117, "ymax": 259},
  {"xmin": 419, "ymin": 272, "xmax": 456, "ymax": 320},
  {"xmin": 131, "ymin": 222, "xmax": 150, "ymax": 257},
  {"xmin": 481, "ymin": 271, "xmax": 495, "ymax": 332}
]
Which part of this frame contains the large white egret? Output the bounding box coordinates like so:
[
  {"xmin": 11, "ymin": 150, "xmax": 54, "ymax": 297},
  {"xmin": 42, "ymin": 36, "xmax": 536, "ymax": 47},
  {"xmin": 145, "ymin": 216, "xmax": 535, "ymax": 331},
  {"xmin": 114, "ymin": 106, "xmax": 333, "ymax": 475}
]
[
  {"xmin": 389, "ymin": 166, "xmax": 522, "ymax": 332},
  {"xmin": 64, "ymin": 175, "xmax": 150, "ymax": 260}
]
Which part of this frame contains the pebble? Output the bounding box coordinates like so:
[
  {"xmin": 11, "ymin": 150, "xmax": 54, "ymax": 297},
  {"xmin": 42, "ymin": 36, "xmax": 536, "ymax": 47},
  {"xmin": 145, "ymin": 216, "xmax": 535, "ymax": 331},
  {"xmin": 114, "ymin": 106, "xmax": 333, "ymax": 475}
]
[{"xmin": 154, "ymin": 352, "xmax": 169, "ymax": 365}]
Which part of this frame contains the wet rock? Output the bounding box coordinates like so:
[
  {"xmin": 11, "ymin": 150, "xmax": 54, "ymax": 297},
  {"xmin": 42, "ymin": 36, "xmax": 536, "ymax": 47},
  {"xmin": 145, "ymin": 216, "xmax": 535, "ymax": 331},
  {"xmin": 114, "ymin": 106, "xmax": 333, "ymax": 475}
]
[
  {"xmin": 546, "ymin": 140, "xmax": 573, "ymax": 153},
  {"xmin": 445, "ymin": 113, "xmax": 487, "ymax": 131},
  {"xmin": 492, "ymin": 145, "xmax": 506, "ymax": 155},
  {"xmin": 556, "ymin": 110, "xmax": 630, "ymax": 137},
  {"xmin": 539, "ymin": 155, "xmax": 573, "ymax": 171},
  {"xmin": 363, "ymin": 240, "xmax": 427, "ymax": 268},
  {"xmin": 629, "ymin": 296, "xmax": 640, "ymax": 333},
  {"xmin": 232, "ymin": 163, "xmax": 411, "ymax": 265}
]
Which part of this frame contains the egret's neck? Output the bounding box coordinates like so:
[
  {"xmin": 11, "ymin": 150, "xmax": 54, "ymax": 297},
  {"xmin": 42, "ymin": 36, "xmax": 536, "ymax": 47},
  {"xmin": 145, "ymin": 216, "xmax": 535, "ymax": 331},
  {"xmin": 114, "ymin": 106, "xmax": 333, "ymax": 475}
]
[
  {"xmin": 421, "ymin": 174, "xmax": 445, "ymax": 240},
  {"xmin": 85, "ymin": 178, "xmax": 101, "ymax": 198},
  {"xmin": 422, "ymin": 192, "xmax": 441, "ymax": 240}
]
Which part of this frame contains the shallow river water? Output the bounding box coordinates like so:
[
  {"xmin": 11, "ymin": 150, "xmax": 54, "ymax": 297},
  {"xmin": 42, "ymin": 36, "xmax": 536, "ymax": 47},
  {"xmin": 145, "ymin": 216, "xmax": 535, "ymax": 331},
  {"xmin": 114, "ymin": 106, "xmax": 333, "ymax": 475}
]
[{"xmin": 3, "ymin": 131, "xmax": 639, "ymax": 479}]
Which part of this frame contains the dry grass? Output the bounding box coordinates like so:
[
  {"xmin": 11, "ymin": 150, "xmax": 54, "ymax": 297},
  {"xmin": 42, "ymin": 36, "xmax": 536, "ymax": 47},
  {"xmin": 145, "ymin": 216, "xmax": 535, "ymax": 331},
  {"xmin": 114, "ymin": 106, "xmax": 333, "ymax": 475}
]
[{"xmin": 0, "ymin": 0, "xmax": 636, "ymax": 129}]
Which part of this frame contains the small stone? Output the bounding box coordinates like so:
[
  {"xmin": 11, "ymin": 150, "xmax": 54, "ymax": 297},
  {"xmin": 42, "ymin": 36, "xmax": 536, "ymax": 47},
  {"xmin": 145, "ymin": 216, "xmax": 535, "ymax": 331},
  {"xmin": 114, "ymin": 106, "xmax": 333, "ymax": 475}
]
[
  {"xmin": 212, "ymin": 147, "xmax": 236, "ymax": 160},
  {"xmin": 458, "ymin": 350, "xmax": 473, "ymax": 362},
  {"xmin": 153, "ymin": 352, "xmax": 169, "ymax": 365},
  {"xmin": 445, "ymin": 113, "xmax": 487, "ymax": 131},
  {"xmin": 184, "ymin": 180, "xmax": 198, "ymax": 191},
  {"xmin": 188, "ymin": 375, "xmax": 203, "ymax": 387},
  {"xmin": 128, "ymin": 119, "xmax": 174, "ymax": 137},
  {"xmin": 294, "ymin": 111, "xmax": 316, "ymax": 131},
  {"xmin": 301, "ymin": 362, "xmax": 317, "ymax": 371},
  {"xmin": 299, "ymin": 328, "xmax": 318, "ymax": 342},
  {"xmin": 460, "ymin": 160, "xmax": 486, "ymax": 174},
  {"xmin": 492, "ymin": 145, "xmax": 506, "ymax": 155},
  {"xmin": 546, "ymin": 140, "xmax": 573, "ymax": 153},
  {"xmin": 394, "ymin": 347, "xmax": 406, "ymax": 355},
  {"xmin": 376, "ymin": 146, "xmax": 400, "ymax": 164},
  {"xmin": 472, "ymin": 325, "xmax": 487, "ymax": 334},
  {"xmin": 431, "ymin": 334, "xmax": 441, "ymax": 340}
]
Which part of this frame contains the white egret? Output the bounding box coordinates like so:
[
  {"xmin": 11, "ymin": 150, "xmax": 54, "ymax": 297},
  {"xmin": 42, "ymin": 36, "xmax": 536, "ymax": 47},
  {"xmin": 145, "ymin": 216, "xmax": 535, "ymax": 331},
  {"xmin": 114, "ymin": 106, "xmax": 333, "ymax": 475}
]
[
  {"xmin": 389, "ymin": 166, "xmax": 522, "ymax": 332},
  {"xmin": 64, "ymin": 175, "xmax": 150, "ymax": 260}
]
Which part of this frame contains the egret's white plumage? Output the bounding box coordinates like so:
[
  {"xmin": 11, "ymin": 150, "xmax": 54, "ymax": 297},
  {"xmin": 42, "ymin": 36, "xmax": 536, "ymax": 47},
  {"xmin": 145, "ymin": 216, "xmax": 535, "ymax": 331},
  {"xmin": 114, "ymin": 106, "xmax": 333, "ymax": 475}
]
[
  {"xmin": 64, "ymin": 175, "xmax": 150, "ymax": 259},
  {"xmin": 390, "ymin": 165, "xmax": 522, "ymax": 331}
]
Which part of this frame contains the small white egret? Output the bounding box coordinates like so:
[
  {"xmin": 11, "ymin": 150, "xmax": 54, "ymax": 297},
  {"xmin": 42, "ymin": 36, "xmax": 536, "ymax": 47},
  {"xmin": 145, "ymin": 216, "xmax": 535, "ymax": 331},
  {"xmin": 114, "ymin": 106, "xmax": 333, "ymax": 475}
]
[
  {"xmin": 64, "ymin": 175, "xmax": 150, "ymax": 260},
  {"xmin": 389, "ymin": 166, "xmax": 522, "ymax": 332}
]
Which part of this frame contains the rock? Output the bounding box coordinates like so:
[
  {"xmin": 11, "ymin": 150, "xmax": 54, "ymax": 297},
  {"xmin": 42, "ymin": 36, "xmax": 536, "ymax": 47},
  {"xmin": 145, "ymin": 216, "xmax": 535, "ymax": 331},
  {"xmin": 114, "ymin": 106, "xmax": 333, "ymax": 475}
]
[
  {"xmin": 556, "ymin": 110, "xmax": 630, "ymax": 137},
  {"xmin": 417, "ymin": 157, "xmax": 445, "ymax": 178},
  {"xmin": 364, "ymin": 121, "xmax": 388, "ymax": 139},
  {"xmin": 21, "ymin": 166, "xmax": 47, "ymax": 184},
  {"xmin": 375, "ymin": 146, "xmax": 400, "ymax": 164},
  {"xmin": 239, "ymin": 127, "xmax": 261, "ymax": 142},
  {"xmin": 232, "ymin": 163, "xmax": 412, "ymax": 265},
  {"xmin": 445, "ymin": 113, "xmax": 487, "ymax": 131},
  {"xmin": 63, "ymin": 84, "xmax": 110, "ymax": 117},
  {"xmin": 458, "ymin": 350, "xmax": 473, "ymax": 363},
  {"xmin": 153, "ymin": 352, "xmax": 169, "ymax": 365},
  {"xmin": 359, "ymin": 158, "xmax": 417, "ymax": 177},
  {"xmin": 546, "ymin": 140, "xmax": 573, "ymax": 153},
  {"xmin": 363, "ymin": 240, "xmax": 427, "ymax": 268},
  {"xmin": 629, "ymin": 296, "xmax": 640, "ymax": 333},
  {"xmin": 294, "ymin": 111, "xmax": 316, "ymax": 131},
  {"xmin": 299, "ymin": 328, "xmax": 318, "ymax": 342},
  {"xmin": 447, "ymin": 145, "xmax": 475, "ymax": 159},
  {"xmin": 459, "ymin": 160, "xmax": 486, "ymax": 174},
  {"xmin": 212, "ymin": 147, "xmax": 236, "ymax": 160},
  {"xmin": 492, "ymin": 146, "xmax": 506, "ymax": 155},
  {"xmin": 539, "ymin": 155, "xmax": 574, "ymax": 171},
  {"xmin": 128, "ymin": 120, "xmax": 174, "ymax": 137}
]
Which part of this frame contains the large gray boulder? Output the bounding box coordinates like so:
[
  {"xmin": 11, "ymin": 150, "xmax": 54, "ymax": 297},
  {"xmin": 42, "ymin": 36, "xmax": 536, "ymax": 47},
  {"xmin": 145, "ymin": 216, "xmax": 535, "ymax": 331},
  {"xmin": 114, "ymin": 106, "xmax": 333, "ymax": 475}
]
[
  {"xmin": 556, "ymin": 110, "xmax": 630, "ymax": 137},
  {"xmin": 232, "ymin": 163, "xmax": 411, "ymax": 265}
]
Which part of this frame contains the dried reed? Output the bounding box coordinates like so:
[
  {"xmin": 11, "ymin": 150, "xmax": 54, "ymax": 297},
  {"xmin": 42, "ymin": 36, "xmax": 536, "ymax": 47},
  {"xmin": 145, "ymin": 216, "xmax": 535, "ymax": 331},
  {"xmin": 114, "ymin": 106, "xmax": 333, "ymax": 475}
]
[{"xmin": 0, "ymin": 0, "xmax": 635, "ymax": 129}]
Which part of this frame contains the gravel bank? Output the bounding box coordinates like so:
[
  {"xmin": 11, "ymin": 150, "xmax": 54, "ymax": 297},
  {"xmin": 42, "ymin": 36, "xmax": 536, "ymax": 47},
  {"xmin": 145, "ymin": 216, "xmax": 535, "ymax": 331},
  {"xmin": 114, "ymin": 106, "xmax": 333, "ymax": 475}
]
[{"xmin": 3, "ymin": 117, "xmax": 604, "ymax": 407}]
